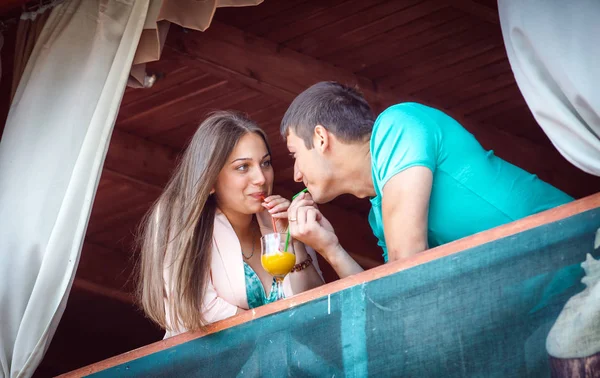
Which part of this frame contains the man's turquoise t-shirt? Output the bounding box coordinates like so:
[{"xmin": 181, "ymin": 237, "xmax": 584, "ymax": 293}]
[{"xmin": 369, "ymin": 103, "xmax": 574, "ymax": 262}]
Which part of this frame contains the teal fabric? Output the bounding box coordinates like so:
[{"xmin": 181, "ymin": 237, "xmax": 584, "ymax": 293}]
[
  {"xmin": 243, "ymin": 262, "xmax": 277, "ymax": 309},
  {"xmin": 369, "ymin": 102, "xmax": 574, "ymax": 262},
  {"xmin": 89, "ymin": 207, "xmax": 600, "ymax": 378}
]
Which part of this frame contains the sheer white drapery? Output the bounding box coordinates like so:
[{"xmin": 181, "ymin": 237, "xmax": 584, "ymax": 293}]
[
  {"xmin": 499, "ymin": 0, "xmax": 600, "ymax": 177},
  {"xmin": 0, "ymin": 1, "xmax": 150, "ymax": 376},
  {"xmin": 499, "ymin": 0, "xmax": 600, "ymax": 359}
]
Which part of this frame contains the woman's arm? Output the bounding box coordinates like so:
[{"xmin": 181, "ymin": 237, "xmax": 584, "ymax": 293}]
[
  {"xmin": 201, "ymin": 272, "xmax": 245, "ymax": 323},
  {"xmin": 163, "ymin": 270, "xmax": 242, "ymax": 339}
]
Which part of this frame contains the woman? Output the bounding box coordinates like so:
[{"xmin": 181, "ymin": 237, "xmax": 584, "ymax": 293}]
[{"xmin": 137, "ymin": 111, "xmax": 324, "ymax": 338}]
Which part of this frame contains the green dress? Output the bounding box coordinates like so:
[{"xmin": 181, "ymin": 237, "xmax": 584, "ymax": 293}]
[{"xmin": 243, "ymin": 262, "xmax": 278, "ymax": 309}]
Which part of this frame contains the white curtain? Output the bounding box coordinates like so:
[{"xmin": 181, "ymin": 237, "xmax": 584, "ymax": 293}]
[
  {"xmin": 0, "ymin": 0, "xmax": 150, "ymax": 377},
  {"xmin": 499, "ymin": 0, "xmax": 600, "ymax": 359},
  {"xmin": 499, "ymin": 0, "xmax": 600, "ymax": 177}
]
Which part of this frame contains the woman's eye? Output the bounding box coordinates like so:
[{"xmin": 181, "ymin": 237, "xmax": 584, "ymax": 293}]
[
  {"xmin": 261, "ymin": 160, "xmax": 272, "ymax": 168},
  {"xmin": 236, "ymin": 164, "xmax": 248, "ymax": 172}
]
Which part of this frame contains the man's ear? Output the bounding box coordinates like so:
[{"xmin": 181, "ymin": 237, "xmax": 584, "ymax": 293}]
[{"xmin": 313, "ymin": 125, "xmax": 330, "ymax": 153}]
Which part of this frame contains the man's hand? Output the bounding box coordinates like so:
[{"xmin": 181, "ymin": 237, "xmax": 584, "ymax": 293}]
[
  {"xmin": 287, "ymin": 193, "xmax": 339, "ymax": 256},
  {"xmin": 288, "ymin": 192, "xmax": 364, "ymax": 278}
]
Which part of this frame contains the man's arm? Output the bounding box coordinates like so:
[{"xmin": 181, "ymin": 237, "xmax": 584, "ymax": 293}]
[
  {"xmin": 381, "ymin": 166, "xmax": 433, "ymax": 262},
  {"xmin": 288, "ymin": 193, "xmax": 364, "ymax": 278},
  {"xmin": 318, "ymin": 241, "xmax": 364, "ymax": 279}
]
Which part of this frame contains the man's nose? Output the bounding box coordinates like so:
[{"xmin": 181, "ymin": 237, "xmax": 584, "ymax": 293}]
[{"xmin": 294, "ymin": 161, "xmax": 303, "ymax": 183}]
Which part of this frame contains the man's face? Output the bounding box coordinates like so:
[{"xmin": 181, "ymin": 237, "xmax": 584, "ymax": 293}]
[{"xmin": 286, "ymin": 128, "xmax": 337, "ymax": 203}]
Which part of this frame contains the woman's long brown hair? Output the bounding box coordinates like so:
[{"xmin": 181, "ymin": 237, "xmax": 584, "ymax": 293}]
[{"xmin": 136, "ymin": 111, "xmax": 270, "ymax": 331}]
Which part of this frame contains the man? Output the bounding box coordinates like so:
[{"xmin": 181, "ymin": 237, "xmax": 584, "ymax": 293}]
[{"xmin": 283, "ymin": 81, "xmax": 573, "ymax": 278}]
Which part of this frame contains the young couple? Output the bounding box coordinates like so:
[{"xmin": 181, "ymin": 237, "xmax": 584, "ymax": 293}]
[{"xmin": 137, "ymin": 82, "xmax": 572, "ymax": 337}]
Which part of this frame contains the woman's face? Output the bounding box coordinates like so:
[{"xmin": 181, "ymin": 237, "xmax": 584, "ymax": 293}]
[{"xmin": 214, "ymin": 132, "xmax": 274, "ymax": 215}]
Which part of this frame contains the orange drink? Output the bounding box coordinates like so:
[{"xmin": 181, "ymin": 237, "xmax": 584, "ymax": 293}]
[
  {"xmin": 261, "ymin": 251, "xmax": 296, "ymax": 277},
  {"xmin": 260, "ymin": 232, "xmax": 296, "ymax": 300}
]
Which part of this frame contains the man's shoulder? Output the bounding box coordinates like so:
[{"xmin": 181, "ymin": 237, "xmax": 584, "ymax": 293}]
[
  {"xmin": 373, "ymin": 102, "xmax": 441, "ymax": 138},
  {"xmin": 375, "ymin": 102, "xmax": 438, "ymax": 128}
]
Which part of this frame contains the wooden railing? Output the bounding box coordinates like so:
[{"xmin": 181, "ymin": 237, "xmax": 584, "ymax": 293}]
[{"xmin": 59, "ymin": 192, "xmax": 600, "ymax": 377}]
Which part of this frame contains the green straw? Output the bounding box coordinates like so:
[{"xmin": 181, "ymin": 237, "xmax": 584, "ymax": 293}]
[
  {"xmin": 292, "ymin": 187, "xmax": 308, "ymax": 200},
  {"xmin": 284, "ymin": 188, "xmax": 308, "ymax": 252}
]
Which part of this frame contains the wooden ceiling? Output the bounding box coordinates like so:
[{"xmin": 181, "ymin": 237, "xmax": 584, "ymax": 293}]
[{"xmin": 1, "ymin": 0, "xmax": 597, "ymax": 376}]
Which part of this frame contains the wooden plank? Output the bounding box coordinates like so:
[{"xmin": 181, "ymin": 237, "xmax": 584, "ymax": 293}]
[
  {"xmin": 117, "ymin": 75, "xmax": 231, "ymax": 135},
  {"xmin": 74, "ymin": 243, "xmax": 134, "ymax": 304},
  {"xmin": 119, "ymin": 56, "xmax": 202, "ymax": 108},
  {"xmin": 105, "ymin": 129, "xmax": 179, "ymax": 188},
  {"xmin": 357, "ymin": 19, "xmax": 496, "ymax": 80},
  {"xmin": 293, "ymin": 0, "xmax": 443, "ymax": 58},
  {"xmin": 149, "ymin": 88, "xmax": 266, "ymax": 149},
  {"xmin": 465, "ymin": 94, "xmax": 529, "ymax": 122},
  {"xmin": 267, "ymin": 0, "xmax": 388, "ymax": 44},
  {"xmin": 413, "ymin": 58, "xmax": 512, "ymax": 102},
  {"xmin": 450, "ymin": 0, "xmax": 499, "ymax": 24},
  {"xmin": 165, "ymin": 22, "xmax": 383, "ymax": 109},
  {"xmin": 214, "ymin": 0, "xmax": 311, "ymax": 30},
  {"xmin": 86, "ymin": 192, "xmax": 155, "ymax": 239},
  {"xmin": 245, "ymin": 0, "xmax": 350, "ymax": 37},
  {"xmin": 84, "ymin": 170, "xmax": 159, "ymax": 254},
  {"xmin": 433, "ymin": 70, "xmax": 517, "ymax": 109},
  {"xmin": 58, "ymin": 193, "xmax": 600, "ymax": 378},
  {"xmin": 449, "ymin": 84, "xmax": 521, "ymax": 115},
  {"xmin": 140, "ymin": 83, "xmax": 245, "ymax": 140},
  {"xmin": 85, "ymin": 222, "xmax": 139, "ymax": 256},
  {"xmin": 322, "ymin": 8, "xmax": 467, "ymax": 72},
  {"xmin": 164, "ymin": 42, "xmax": 299, "ymax": 105},
  {"xmin": 390, "ymin": 46, "xmax": 508, "ymax": 95},
  {"xmin": 86, "ymin": 174, "xmax": 151, "ymax": 221},
  {"xmin": 247, "ymin": 102, "xmax": 288, "ymax": 126},
  {"xmin": 118, "ymin": 72, "xmax": 214, "ymax": 121},
  {"xmin": 84, "ymin": 171, "xmax": 157, "ymax": 252},
  {"xmin": 478, "ymin": 106, "xmax": 556, "ymax": 148},
  {"xmin": 381, "ymin": 37, "xmax": 503, "ymax": 90}
]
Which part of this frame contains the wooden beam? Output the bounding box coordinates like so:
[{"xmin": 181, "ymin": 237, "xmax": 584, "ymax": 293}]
[
  {"xmin": 74, "ymin": 242, "xmax": 134, "ymax": 303},
  {"xmin": 116, "ymin": 74, "xmax": 231, "ymax": 133},
  {"xmin": 104, "ymin": 128, "xmax": 179, "ymax": 189},
  {"xmin": 449, "ymin": 0, "xmax": 499, "ymax": 24},
  {"xmin": 72, "ymin": 278, "xmax": 134, "ymax": 305},
  {"xmin": 165, "ymin": 22, "xmax": 387, "ymax": 111},
  {"xmin": 102, "ymin": 168, "xmax": 163, "ymax": 194},
  {"xmin": 59, "ymin": 193, "xmax": 600, "ymax": 378}
]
